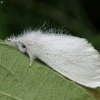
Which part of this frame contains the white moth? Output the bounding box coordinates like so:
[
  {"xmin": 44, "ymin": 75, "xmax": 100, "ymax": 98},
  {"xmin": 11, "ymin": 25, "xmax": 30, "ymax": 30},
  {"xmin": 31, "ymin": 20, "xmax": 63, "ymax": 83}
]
[{"xmin": 3, "ymin": 29, "xmax": 100, "ymax": 88}]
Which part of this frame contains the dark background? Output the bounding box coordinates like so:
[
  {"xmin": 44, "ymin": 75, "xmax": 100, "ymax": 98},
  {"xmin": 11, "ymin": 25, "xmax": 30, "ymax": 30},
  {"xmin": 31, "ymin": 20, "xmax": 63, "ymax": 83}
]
[{"xmin": 0, "ymin": 0, "xmax": 100, "ymax": 51}]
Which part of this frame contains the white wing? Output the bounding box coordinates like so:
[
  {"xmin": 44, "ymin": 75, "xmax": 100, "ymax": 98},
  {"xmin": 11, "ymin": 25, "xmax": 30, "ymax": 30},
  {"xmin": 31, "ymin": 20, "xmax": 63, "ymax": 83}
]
[{"xmin": 36, "ymin": 34, "xmax": 100, "ymax": 88}]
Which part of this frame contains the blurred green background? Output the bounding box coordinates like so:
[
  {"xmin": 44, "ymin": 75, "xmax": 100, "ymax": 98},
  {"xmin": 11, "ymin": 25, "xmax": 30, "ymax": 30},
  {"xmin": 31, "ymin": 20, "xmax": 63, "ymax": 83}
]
[{"xmin": 0, "ymin": 0, "xmax": 100, "ymax": 51}]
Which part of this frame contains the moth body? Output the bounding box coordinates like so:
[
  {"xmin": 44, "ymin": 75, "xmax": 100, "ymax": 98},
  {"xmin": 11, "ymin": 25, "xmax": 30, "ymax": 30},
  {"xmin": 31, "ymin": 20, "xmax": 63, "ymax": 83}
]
[{"xmin": 4, "ymin": 30, "xmax": 100, "ymax": 88}]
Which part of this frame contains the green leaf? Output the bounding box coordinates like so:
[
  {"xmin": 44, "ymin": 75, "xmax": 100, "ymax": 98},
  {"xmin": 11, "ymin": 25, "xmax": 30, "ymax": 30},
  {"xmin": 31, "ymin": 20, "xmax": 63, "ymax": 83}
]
[{"xmin": 0, "ymin": 43, "xmax": 100, "ymax": 100}]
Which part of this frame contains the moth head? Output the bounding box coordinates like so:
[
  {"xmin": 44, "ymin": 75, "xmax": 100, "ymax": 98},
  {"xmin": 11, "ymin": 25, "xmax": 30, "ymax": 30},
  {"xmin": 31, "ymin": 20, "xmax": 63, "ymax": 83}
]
[
  {"xmin": 4, "ymin": 38, "xmax": 27, "ymax": 53},
  {"xmin": 17, "ymin": 41, "xmax": 27, "ymax": 53}
]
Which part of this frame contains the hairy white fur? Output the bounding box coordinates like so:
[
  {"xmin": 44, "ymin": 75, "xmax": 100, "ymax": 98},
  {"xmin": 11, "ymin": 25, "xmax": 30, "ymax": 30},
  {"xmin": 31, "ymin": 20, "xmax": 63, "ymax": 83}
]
[{"xmin": 3, "ymin": 29, "xmax": 100, "ymax": 88}]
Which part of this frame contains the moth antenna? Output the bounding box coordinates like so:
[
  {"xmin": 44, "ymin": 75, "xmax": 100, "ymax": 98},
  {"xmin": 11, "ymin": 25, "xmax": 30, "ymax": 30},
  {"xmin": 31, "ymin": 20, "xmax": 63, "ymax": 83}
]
[{"xmin": 0, "ymin": 41, "xmax": 5, "ymax": 45}]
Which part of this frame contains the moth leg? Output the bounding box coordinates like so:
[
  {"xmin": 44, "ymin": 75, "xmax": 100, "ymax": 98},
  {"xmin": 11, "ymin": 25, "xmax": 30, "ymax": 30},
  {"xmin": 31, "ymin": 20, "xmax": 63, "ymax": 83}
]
[
  {"xmin": 26, "ymin": 49, "xmax": 36, "ymax": 67},
  {"xmin": 29, "ymin": 57, "xmax": 33, "ymax": 67},
  {"xmin": 29, "ymin": 56, "xmax": 36, "ymax": 67}
]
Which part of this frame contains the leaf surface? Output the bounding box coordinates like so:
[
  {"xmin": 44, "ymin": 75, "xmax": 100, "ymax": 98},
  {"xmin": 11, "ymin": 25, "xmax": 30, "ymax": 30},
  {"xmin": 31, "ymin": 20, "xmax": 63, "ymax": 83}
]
[{"xmin": 0, "ymin": 44, "xmax": 100, "ymax": 100}]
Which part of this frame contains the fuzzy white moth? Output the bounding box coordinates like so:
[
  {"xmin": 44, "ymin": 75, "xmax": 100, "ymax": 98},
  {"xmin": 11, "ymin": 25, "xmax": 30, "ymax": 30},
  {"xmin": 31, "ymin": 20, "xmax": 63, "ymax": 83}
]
[{"xmin": 3, "ymin": 29, "xmax": 100, "ymax": 88}]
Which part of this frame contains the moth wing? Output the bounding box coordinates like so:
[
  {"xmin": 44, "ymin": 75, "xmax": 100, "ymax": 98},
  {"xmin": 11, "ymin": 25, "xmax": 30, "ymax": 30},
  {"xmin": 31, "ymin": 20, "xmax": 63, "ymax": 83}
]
[{"xmin": 39, "ymin": 37, "xmax": 100, "ymax": 88}]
